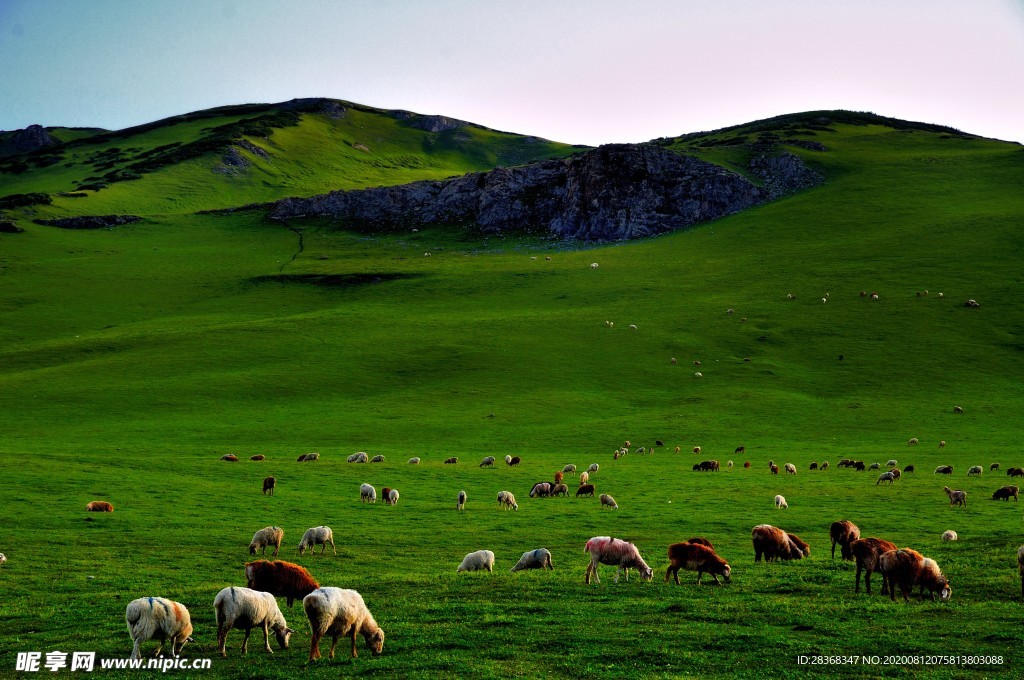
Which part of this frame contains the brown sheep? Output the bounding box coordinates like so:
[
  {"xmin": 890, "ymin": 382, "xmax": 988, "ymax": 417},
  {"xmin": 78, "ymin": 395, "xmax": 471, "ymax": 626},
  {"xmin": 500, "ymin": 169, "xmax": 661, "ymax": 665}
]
[
  {"xmin": 221, "ymin": 454, "xmax": 239, "ymax": 462},
  {"xmin": 830, "ymin": 520, "xmax": 861, "ymax": 561},
  {"xmin": 250, "ymin": 454, "xmax": 266, "ymax": 461},
  {"xmin": 917, "ymin": 558, "xmax": 952, "ymax": 602},
  {"xmin": 751, "ymin": 524, "xmax": 806, "ymax": 562},
  {"xmin": 444, "ymin": 457, "xmax": 458, "ymax": 465},
  {"xmin": 735, "ymin": 446, "xmax": 745, "ymax": 454},
  {"xmin": 904, "ymin": 465, "xmax": 915, "ymax": 473},
  {"xmin": 850, "ymin": 537, "xmax": 897, "ymax": 594},
  {"xmin": 687, "ymin": 537, "xmax": 715, "ymax": 550},
  {"xmin": 245, "ymin": 560, "xmax": 320, "ymax": 608},
  {"xmin": 697, "ymin": 460, "xmax": 720, "ymax": 472},
  {"xmin": 743, "ymin": 461, "xmax": 751, "ymax": 469},
  {"xmin": 85, "ymin": 501, "xmax": 114, "ymax": 512},
  {"xmin": 507, "ymin": 456, "xmax": 521, "ymax": 467},
  {"xmin": 665, "ymin": 542, "xmax": 731, "ymax": 585},
  {"xmin": 262, "ymin": 476, "xmax": 276, "ymax": 496},
  {"xmin": 787, "ymin": 533, "xmax": 810, "ymax": 558},
  {"xmin": 992, "ymin": 485, "xmax": 1019, "ymax": 501},
  {"xmin": 879, "ymin": 549, "xmax": 947, "ymax": 603},
  {"xmin": 1007, "ymin": 467, "xmax": 1024, "ymax": 477},
  {"xmin": 809, "ymin": 462, "xmax": 818, "ymax": 470},
  {"xmin": 554, "ymin": 471, "xmax": 564, "ymax": 486},
  {"xmin": 576, "ymin": 484, "xmax": 595, "ymax": 497},
  {"xmin": 990, "ymin": 463, "xmax": 1000, "ymax": 471},
  {"xmin": 770, "ymin": 464, "xmax": 779, "ymax": 475},
  {"xmin": 853, "ymin": 461, "xmax": 866, "ymax": 471}
]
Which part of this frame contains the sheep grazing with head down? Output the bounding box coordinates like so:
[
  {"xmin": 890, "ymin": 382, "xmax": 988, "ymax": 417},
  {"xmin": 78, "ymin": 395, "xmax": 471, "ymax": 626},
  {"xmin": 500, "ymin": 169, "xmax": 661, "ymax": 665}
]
[
  {"xmin": 967, "ymin": 465, "xmax": 983, "ymax": 476},
  {"xmin": 125, "ymin": 597, "xmax": 194, "ymax": 660},
  {"xmin": 370, "ymin": 455, "xmax": 385, "ymax": 463},
  {"xmin": 530, "ymin": 482, "xmax": 551, "ymax": 498},
  {"xmin": 774, "ymin": 495, "xmax": 788, "ymax": 509},
  {"xmin": 86, "ymin": 501, "xmax": 114, "ymax": 512},
  {"xmin": 444, "ymin": 457, "xmax": 458, "ymax": 465},
  {"xmin": 785, "ymin": 463, "xmax": 797, "ymax": 475},
  {"xmin": 990, "ymin": 463, "xmax": 1000, "ymax": 471},
  {"xmin": 298, "ymin": 453, "xmax": 320, "ymax": 462},
  {"xmin": 579, "ymin": 471, "xmax": 590, "ymax": 486},
  {"xmin": 408, "ymin": 457, "xmax": 420, "ymax": 464},
  {"xmin": 245, "ymin": 560, "xmax": 319, "ymax": 608},
  {"xmin": 385, "ymin": 489, "xmax": 399, "ymax": 506},
  {"xmin": 508, "ymin": 456, "xmax": 522, "ymax": 466},
  {"xmin": 480, "ymin": 456, "xmax": 495, "ymax": 467},
  {"xmin": 879, "ymin": 549, "xmax": 950, "ymax": 603},
  {"xmin": 876, "ymin": 471, "xmax": 896, "ymax": 485},
  {"xmin": 600, "ymin": 494, "xmax": 618, "ymax": 509},
  {"xmin": 992, "ymin": 485, "xmax": 1019, "ymax": 501},
  {"xmin": 457, "ymin": 550, "xmax": 495, "ymax": 573},
  {"xmin": 561, "ymin": 464, "xmax": 576, "ymax": 476},
  {"xmin": 587, "ymin": 463, "xmax": 600, "ymax": 473},
  {"xmin": 262, "ymin": 476, "xmax": 276, "ymax": 496},
  {"xmin": 497, "ymin": 491, "xmax": 518, "ymax": 511},
  {"xmin": 908, "ymin": 438, "xmax": 919, "ymax": 446},
  {"xmin": 360, "ymin": 484, "xmax": 377, "ymax": 504},
  {"xmin": 510, "ymin": 548, "xmax": 554, "ymax": 572},
  {"xmin": 456, "ymin": 490, "xmax": 467, "ymax": 510},
  {"xmin": 214, "ymin": 586, "xmax": 294, "ymax": 657},
  {"xmin": 347, "ymin": 452, "xmax": 369, "ymax": 463},
  {"xmin": 941, "ymin": 530, "xmax": 958, "ymax": 541},
  {"xmin": 303, "ymin": 587, "xmax": 384, "ymax": 660},
  {"xmin": 249, "ymin": 526, "xmax": 284, "ymax": 557},
  {"xmin": 1008, "ymin": 467, "xmax": 1024, "ymax": 478},
  {"xmin": 917, "ymin": 558, "xmax": 952, "ymax": 601},
  {"xmin": 751, "ymin": 524, "xmax": 807, "ymax": 562},
  {"xmin": 850, "ymin": 537, "xmax": 897, "ymax": 594},
  {"xmin": 584, "ymin": 536, "xmax": 653, "ymax": 584},
  {"xmin": 576, "ymin": 484, "xmax": 596, "ymax": 497},
  {"xmin": 251, "ymin": 454, "xmax": 265, "ymax": 461},
  {"xmin": 935, "ymin": 465, "xmax": 953, "ymax": 475},
  {"xmin": 554, "ymin": 471, "xmax": 564, "ymax": 486},
  {"xmin": 221, "ymin": 454, "xmax": 239, "ymax": 462},
  {"xmin": 298, "ymin": 526, "xmax": 336, "ymax": 556},
  {"xmin": 665, "ymin": 541, "xmax": 731, "ymax": 586},
  {"xmin": 829, "ymin": 521, "xmax": 861, "ymax": 561},
  {"xmin": 551, "ymin": 483, "xmax": 569, "ymax": 497}
]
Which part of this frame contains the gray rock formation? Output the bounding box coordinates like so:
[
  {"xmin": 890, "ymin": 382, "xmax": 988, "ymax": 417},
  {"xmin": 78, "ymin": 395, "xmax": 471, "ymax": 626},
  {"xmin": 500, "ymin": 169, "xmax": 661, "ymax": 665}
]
[
  {"xmin": 33, "ymin": 215, "xmax": 141, "ymax": 229},
  {"xmin": 270, "ymin": 143, "xmax": 821, "ymax": 241},
  {"xmin": 0, "ymin": 125, "xmax": 57, "ymax": 157}
]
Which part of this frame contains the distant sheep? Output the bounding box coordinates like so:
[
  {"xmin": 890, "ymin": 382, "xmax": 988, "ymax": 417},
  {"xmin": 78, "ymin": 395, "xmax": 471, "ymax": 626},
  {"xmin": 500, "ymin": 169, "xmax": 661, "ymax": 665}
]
[
  {"xmin": 554, "ymin": 471, "xmax": 564, "ymax": 486},
  {"xmin": 629, "ymin": 324, "xmax": 637, "ymax": 330},
  {"xmin": 125, "ymin": 597, "xmax": 193, "ymax": 660},
  {"xmin": 904, "ymin": 465, "xmax": 915, "ymax": 473},
  {"xmin": 990, "ymin": 463, "xmax": 1000, "ymax": 471},
  {"xmin": 953, "ymin": 405, "xmax": 964, "ymax": 413},
  {"xmin": 967, "ymin": 465, "xmax": 983, "ymax": 476},
  {"xmin": 245, "ymin": 559, "xmax": 319, "ymax": 607},
  {"xmin": 530, "ymin": 482, "xmax": 551, "ymax": 498},
  {"xmin": 939, "ymin": 440, "xmax": 946, "ymax": 448},
  {"xmin": 579, "ymin": 471, "xmax": 589, "ymax": 485},
  {"xmin": 250, "ymin": 454, "xmax": 266, "ymax": 461},
  {"xmin": 407, "ymin": 457, "xmax": 420, "ymax": 464},
  {"xmin": 590, "ymin": 262, "xmax": 599, "ymax": 269},
  {"xmin": 370, "ymin": 455, "xmax": 385, "ymax": 463},
  {"xmin": 992, "ymin": 485, "xmax": 1019, "ymax": 501},
  {"xmin": 262, "ymin": 476, "xmax": 276, "ymax": 496},
  {"xmin": 829, "ymin": 520, "xmax": 861, "ymax": 561},
  {"xmin": 665, "ymin": 542, "xmax": 731, "ymax": 586},
  {"xmin": 221, "ymin": 454, "xmax": 239, "ymax": 462},
  {"xmin": 562, "ymin": 464, "xmax": 576, "ymax": 475},
  {"xmin": 821, "ymin": 462, "xmax": 829, "ymax": 470},
  {"xmin": 551, "ymin": 483, "xmax": 569, "ymax": 497},
  {"xmin": 298, "ymin": 526, "xmax": 336, "ymax": 555},
  {"xmin": 444, "ymin": 457, "xmax": 458, "ymax": 465},
  {"xmin": 214, "ymin": 586, "xmax": 294, "ymax": 657},
  {"xmin": 869, "ymin": 463, "xmax": 881, "ymax": 470},
  {"xmin": 774, "ymin": 494, "xmax": 788, "ymax": 509},
  {"xmin": 347, "ymin": 452, "xmax": 368, "ymax": 463},
  {"xmin": 599, "ymin": 494, "xmax": 618, "ymax": 509},
  {"xmin": 480, "ymin": 456, "xmax": 495, "ymax": 467},
  {"xmin": 670, "ymin": 357, "xmax": 677, "ymax": 364},
  {"xmin": 298, "ymin": 453, "xmax": 320, "ymax": 462},
  {"xmin": 692, "ymin": 447, "xmax": 702, "ymax": 455},
  {"xmin": 751, "ymin": 524, "xmax": 808, "ymax": 561},
  {"xmin": 576, "ymin": 484, "xmax": 596, "ymax": 497},
  {"xmin": 510, "ymin": 548, "xmax": 554, "ymax": 572},
  {"xmin": 907, "ymin": 438, "xmax": 919, "ymax": 446},
  {"xmin": 497, "ymin": 491, "xmax": 518, "ymax": 511},
  {"xmin": 785, "ymin": 463, "xmax": 796, "ymax": 475},
  {"xmin": 86, "ymin": 501, "xmax": 114, "ymax": 512},
  {"xmin": 508, "ymin": 456, "xmax": 522, "ymax": 466},
  {"xmin": 457, "ymin": 490, "xmax": 467, "ymax": 510},
  {"xmin": 385, "ymin": 489, "xmax": 399, "ymax": 506},
  {"xmin": 0, "ymin": 553, "xmax": 5, "ymax": 566},
  {"xmin": 457, "ymin": 550, "xmax": 495, "ymax": 573},
  {"xmin": 876, "ymin": 471, "xmax": 896, "ymax": 485},
  {"xmin": 941, "ymin": 530, "xmax": 958, "ymax": 541},
  {"xmin": 886, "ymin": 460, "xmax": 898, "ymax": 467},
  {"xmin": 744, "ymin": 461, "xmax": 751, "ymax": 469},
  {"xmin": 1008, "ymin": 467, "xmax": 1024, "ymax": 477},
  {"xmin": 943, "ymin": 486, "xmax": 967, "ymax": 508},
  {"xmin": 694, "ymin": 372, "xmax": 703, "ymax": 378},
  {"xmin": 359, "ymin": 483, "xmax": 377, "ymax": 504},
  {"xmin": 850, "ymin": 537, "xmax": 897, "ymax": 594},
  {"xmin": 770, "ymin": 464, "xmax": 779, "ymax": 475},
  {"xmin": 584, "ymin": 536, "xmax": 653, "ymax": 584},
  {"xmin": 249, "ymin": 526, "xmax": 284, "ymax": 557},
  {"xmin": 934, "ymin": 465, "xmax": 953, "ymax": 475},
  {"xmin": 587, "ymin": 463, "xmax": 600, "ymax": 473},
  {"xmin": 809, "ymin": 462, "xmax": 818, "ymax": 470},
  {"xmin": 303, "ymin": 587, "xmax": 384, "ymax": 660}
]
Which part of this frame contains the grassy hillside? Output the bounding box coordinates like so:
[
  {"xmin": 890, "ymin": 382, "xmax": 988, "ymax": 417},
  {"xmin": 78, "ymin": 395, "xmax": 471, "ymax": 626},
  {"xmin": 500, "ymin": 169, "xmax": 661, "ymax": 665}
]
[{"xmin": 1, "ymin": 111, "xmax": 1023, "ymax": 678}]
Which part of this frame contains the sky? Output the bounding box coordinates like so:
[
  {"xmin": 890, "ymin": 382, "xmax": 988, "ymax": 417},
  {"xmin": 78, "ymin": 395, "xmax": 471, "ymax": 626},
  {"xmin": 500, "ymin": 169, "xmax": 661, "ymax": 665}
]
[{"xmin": 1, "ymin": 0, "xmax": 1022, "ymax": 146}]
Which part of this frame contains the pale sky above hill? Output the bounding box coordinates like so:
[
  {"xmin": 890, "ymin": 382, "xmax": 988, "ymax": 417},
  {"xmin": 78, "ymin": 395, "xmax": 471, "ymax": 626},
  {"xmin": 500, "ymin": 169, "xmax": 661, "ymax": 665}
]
[{"xmin": 1, "ymin": 0, "xmax": 1022, "ymax": 145}]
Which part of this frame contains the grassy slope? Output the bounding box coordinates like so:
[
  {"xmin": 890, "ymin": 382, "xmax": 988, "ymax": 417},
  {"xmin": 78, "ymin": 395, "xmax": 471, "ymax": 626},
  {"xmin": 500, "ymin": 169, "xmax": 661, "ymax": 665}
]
[{"xmin": 1, "ymin": 116, "xmax": 1023, "ymax": 678}]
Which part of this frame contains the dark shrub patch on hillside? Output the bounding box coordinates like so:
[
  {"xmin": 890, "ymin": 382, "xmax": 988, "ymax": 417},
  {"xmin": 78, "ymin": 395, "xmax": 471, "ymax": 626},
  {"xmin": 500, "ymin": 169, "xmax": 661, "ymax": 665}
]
[
  {"xmin": 0, "ymin": 192, "xmax": 52, "ymax": 209},
  {"xmin": 0, "ymin": 218, "xmax": 24, "ymax": 233},
  {"xmin": 249, "ymin": 272, "xmax": 419, "ymax": 288},
  {"xmin": 33, "ymin": 215, "xmax": 141, "ymax": 229}
]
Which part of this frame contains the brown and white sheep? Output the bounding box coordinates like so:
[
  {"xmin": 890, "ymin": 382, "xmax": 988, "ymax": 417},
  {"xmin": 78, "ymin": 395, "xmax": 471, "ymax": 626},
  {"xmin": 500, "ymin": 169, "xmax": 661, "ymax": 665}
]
[
  {"xmin": 849, "ymin": 537, "xmax": 897, "ymax": 594},
  {"xmin": 829, "ymin": 520, "xmax": 861, "ymax": 561},
  {"xmin": 967, "ymin": 465, "xmax": 983, "ymax": 477},
  {"xmin": 221, "ymin": 454, "xmax": 239, "ymax": 462},
  {"xmin": 992, "ymin": 485, "xmax": 1019, "ymax": 501},
  {"xmin": 579, "ymin": 471, "xmax": 590, "ymax": 486},
  {"xmin": 497, "ymin": 491, "xmax": 518, "ymax": 511},
  {"xmin": 125, "ymin": 597, "xmax": 193, "ymax": 660},
  {"xmin": 879, "ymin": 549, "xmax": 951, "ymax": 603},
  {"xmin": 584, "ymin": 536, "xmax": 653, "ymax": 584},
  {"xmin": 934, "ymin": 465, "xmax": 954, "ymax": 475},
  {"xmin": 784, "ymin": 463, "xmax": 797, "ymax": 475},
  {"xmin": 303, "ymin": 587, "xmax": 384, "ymax": 660},
  {"xmin": 551, "ymin": 483, "xmax": 569, "ymax": 497},
  {"xmin": 456, "ymin": 490, "xmax": 467, "ymax": 510},
  {"xmin": 507, "ymin": 456, "xmax": 521, "ymax": 466},
  {"xmin": 245, "ymin": 560, "xmax": 320, "ymax": 607},
  {"xmin": 943, "ymin": 486, "xmax": 967, "ymax": 507},
  {"xmin": 665, "ymin": 542, "xmax": 731, "ymax": 585},
  {"xmin": 530, "ymin": 482, "xmax": 551, "ymax": 498},
  {"xmin": 86, "ymin": 500, "xmax": 114, "ymax": 512},
  {"xmin": 250, "ymin": 454, "xmax": 266, "ymax": 461},
  {"xmin": 262, "ymin": 476, "xmax": 276, "ymax": 496}
]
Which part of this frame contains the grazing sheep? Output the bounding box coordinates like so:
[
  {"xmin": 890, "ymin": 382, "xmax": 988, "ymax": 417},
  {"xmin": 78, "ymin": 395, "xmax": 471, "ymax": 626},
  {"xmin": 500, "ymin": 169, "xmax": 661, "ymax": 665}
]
[
  {"xmin": 245, "ymin": 560, "xmax": 320, "ymax": 607},
  {"xmin": 370, "ymin": 455, "xmax": 385, "ymax": 463},
  {"xmin": 941, "ymin": 530, "xmax": 958, "ymax": 541},
  {"xmin": 837, "ymin": 459, "xmax": 853, "ymax": 468},
  {"xmin": 670, "ymin": 357, "xmax": 677, "ymax": 364},
  {"xmin": 554, "ymin": 471, "xmax": 564, "ymax": 486},
  {"xmin": 809, "ymin": 462, "xmax": 818, "ymax": 470},
  {"xmin": 697, "ymin": 460, "xmax": 720, "ymax": 472},
  {"xmin": 497, "ymin": 491, "xmax": 518, "ymax": 511},
  {"xmin": 744, "ymin": 461, "xmax": 751, "ymax": 469},
  {"xmin": 629, "ymin": 324, "xmax": 638, "ymax": 330},
  {"xmin": 479, "ymin": 456, "xmax": 495, "ymax": 467},
  {"xmin": 125, "ymin": 597, "xmax": 194, "ymax": 660},
  {"xmin": 1008, "ymin": 467, "xmax": 1024, "ymax": 477},
  {"xmin": 943, "ymin": 486, "xmax": 967, "ymax": 507},
  {"xmin": 939, "ymin": 440, "xmax": 946, "ymax": 448},
  {"xmin": 579, "ymin": 471, "xmax": 590, "ymax": 485},
  {"xmin": 918, "ymin": 558, "xmax": 952, "ymax": 602},
  {"xmin": 385, "ymin": 489, "xmax": 399, "ymax": 506},
  {"xmin": 359, "ymin": 483, "xmax": 377, "ymax": 504},
  {"xmin": 692, "ymin": 447, "xmax": 702, "ymax": 455},
  {"xmin": 221, "ymin": 454, "xmax": 239, "ymax": 462},
  {"xmin": 829, "ymin": 520, "xmax": 861, "ymax": 561},
  {"xmin": 904, "ymin": 465, "xmax": 915, "ymax": 473},
  {"xmin": 869, "ymin": 463, "xmax": 881, "ymax": 470},
  {"xmin": 381, "ymin": 487, "xmax": 392, "ymax": 502},
  {"xmin": 990, "ymin": 463, "xmax": 1000, "ymax": 471},
  {"xmin": 0, "ymin": 553, "xmax": 5, "ymax": 566},
  {"xmin": 953, "ymin": 405, "xmax": 964, "ymax": 413},
  {"xmin": 907, "ymin": 438, "xmax": 919, "ymax": 446},
  {"xmin": 551, "ymin": 483, "xmax": 569, "ymax": 497},
  {"xmin": 854, "ymin": 461, "xmax": 866, "ymax": 471},
  {"xmin": 456, "ymin": 490, "xmax": 467, "ymax": 510},
  {"xmin": 510, "ymin": 548, "xmax": 554, "ymax": 572},
  {"xmin": 600, "ymin": 494, "xmax": 618, "ymax": 509},
  {"xmin": 665, "ymin": 542, "xmax": 731, "ymax": 586},
  {"xmin": 508, "ymin": 456, "xmax": 522, "ymax": 466},
  {"xmin": 587, "ymin": 463, "xmax": 600, "ymax": 473},
  {"xmin": 249, "ymin": 526, "xmax": 284, "ymax": 557},
  {"xmin": 576, "ymin": 484, "xmax": 596, "ymax": 497},
  {"xmin": 774, "ymin": 494, "xmax": 788, "ymax": 509},
  {"xmin": 787, "ymin": 533, "xmax": 810, "ymax": 558},
  {"xmin": 303, "ymin": 587, "xmax": 384, "ymax": 660},
  {"xmin": 770, "ymin": 464, "xmax": 779, "ymax": 475},
  {"xmin": 590, "ymin": 262, "xmax": 599, "ymax": 269},
  {"xmin": 879, "ymin": 549, "xmax": 950, "ymax": 603},
  {"xmin": 298, "ymin": 453, "xmax": 320, "ymax": 462},
  {"xmin": 788, "ymin": 293, "xmax": 796, "ymax": 299},
  {"xmin": 444, "ymin": 457, "xmax": 458, "ymax": 465},
  {"xmin": 850, "ymin": 537, "xmax": 897, "ymax": 594},
  {"xmin": 530, "ymin": 482, "xmax": 551, "ymax": 498},
  {"xmin": 457, "ymin": 550, "xmax": 495, "ymax": 573},
  {"xmin": 694, "ymin": 372, "xmax": 703, "ymax": 378},
  {"xmin": 1017, "ymin": 545, "xmax": 1024, "ymax": 598},
  {"xmin": 262, "ymin": 476, "xmax": 276, "ymax": 496},
  {"xmin": 636, "ymin": 446, "xmax": 646, "ymax": 455},
  {"xmin": 785, "ymin": 463, "xmax": 796, "ymax": 475},
  {"xmin": 298, "ymin": 526, "xmax": 336, "ymax": 556},
  {"xmin": 992, "ymin": 485, "xmax": 1019, "ymax": 501},
  {"xmin": 967, "ymin": 465, "xmax": 983, "ymax": 476},
  {"xmin": 821, "ymin": 462, "xmax": 829, "ymax": 470},
  {"xmin": 751, "ymin": 524, "xmax": 808, "ymax": 562},
  {"xmin": 584, "ymin": 536, "xmax": 653, "ymax": 584},
  {"xmin": 727, "ymin": 460, "xmax": 734, "ymax": 469},
  {"xmin": 407, "ymin": 457, "xmax": 420, "ymax": 464},
  {"xmin": 876, "ymin": 471, "xmax": 896, "ymax": 485},
  {"xmin": 871, "ymin": 293, "xmax": 879, "ymax": 300},
  {"xmin": 561, "ymin": 464, "xmax": 577, "ymax": 475},
  {"xmin": 886, "ymin": 460, "xmax": 898, "ymax": 467},
  {"xmin": 890, "ymin": 468, "xmax": 902, "ymax": 480},
  {"xmin": 250, "ymin": 454, "xmax": 266, "ymax": 461},
  {"xmin": 934, "ymin": 465, "xmax": 954, "ymax": 475},
  {"xmin": 86, "ymin": 501, "xmax": 114, "ymax": 512},
  {"xmin": 347, "ymin": 452, "xmax": 369, "ymax": 463},
  {"xmin": 214, "ymin": 586, "xmax": 294, "ymax": 657}
]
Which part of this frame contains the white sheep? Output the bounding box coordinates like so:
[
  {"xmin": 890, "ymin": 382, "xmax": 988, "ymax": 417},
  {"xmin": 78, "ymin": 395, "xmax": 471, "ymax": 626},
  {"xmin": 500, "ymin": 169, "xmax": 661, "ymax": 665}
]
[
  {"xmin": 457, "ymin": 549, "xmax": 495, "ymax": 572},
  {"xmin": 370, "ymin": 455, "xmax": 385, "ymax": 463},
  {"xmin": 125, "ymin": 597, "xmax": 194, "ymax": 660},
  {"xmin": 629, "ymin": 324, "xmax": 638, "ymax": 330},
  {"xmin": 599, "ymin": 493, "xmax": 618, "ymax": 509},
  {"xmin": 784, "ymin": 463, "xmax": 797, "ymax": 475},
  {"xmin": 408, "ymin": 457, "xmax": 420, "ymax": 464},
  {"xmin": 590, "ymin": 262, "xmax": 599, "ymax": 269},
  {"xmin": 497, "ymin": 490, "xmax": 518, "ymax": 511},
  {"xmin": 385, "ymin": 489, "xmax": 399, "ymax": 506},
  {"xmin": 214, "ymin": 586, "xmax": 294, "ymax": 657},
  {"xmin": 510, "ymin": 548, "xmax": 554, "ymax": 572},
  {"xmin": 303, "ymin": 587, "xmax": 384, "ymax": 660},
  {"xmin": 249, "ymin": 526, "xmax": 284, "ymax": 557},
  {"xmin": 347, "ymin": 452, "xmax": 369, "ymax": 463},
  {"xmin": 504, "ymin": 455, "xmax": 512, "ymax": 465},
  {"xmin": 887, "ymin": 459, "xmax": 898, "ymax": 467},
  {"xmin": 908, "ymin": 437, "xmax": 919, "ymax": 445},
  {"xmin": 479, "ymin": 456, "xmax": 495, "ymax": 467},
  {"xmin": 298, "ymin": 526, "xmax": 337, "ymax": 555},
  {"xmin": 942, "ymin": 530, "xmax": 958, "ymax": 541},
  {"xmin": 561, "ymin": 464, "xmax": 576, "ymax": 476},
  {"xmin": 774, "ymin": 494, "xmax": 788, "ymax": 509},
  {"xmin": 694, "ymin": 371, "xmax": 703, "ymax": 378},
  {"xmin": 727, "ymin": 460, "xmax": 734, "ymax": 469},
  {"xmin": 457, "ymin": 490, "xmax": 467, "ymax": 510},
  {"xmin": 579, "ymin": 471, "xmax": 590, "ymax": 485},
  {"xmin": 587, "ymin": 463, "xmax": 600, "ymax": 473},
  {"xmin": 359, "ymin": 483, "xmax": 377, "ymax": 504},
  {"xmin": 967, "ymin": 465, "xmax": 983, "ymax": 476},
  {"xmin": 0, "ymin": 553, "xmax": 6, "ymax": 566},
  {"xmin": 876, "ymin": 471, "xmax": 896, "ymax": 485}
]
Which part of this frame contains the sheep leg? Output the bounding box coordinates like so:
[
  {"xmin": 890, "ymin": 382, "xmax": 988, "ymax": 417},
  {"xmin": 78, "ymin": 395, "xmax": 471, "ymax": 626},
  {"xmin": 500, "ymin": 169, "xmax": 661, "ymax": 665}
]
[
  {"xmin": 151, "ymin": 639, "xmax": 164, "ymax": 658},
  {"xmin": 130, "ymin": 638, "xmax": 142, "ymax": 661},
  {"xmin": 308, "ymin": 631, "xmax": 322, "ymax": 661},
  {"xmin": 329, "ymin": 633, "xmax": 340, "ymax": 659},
  {"xmin": 710, "ymin": 573, "xmax": 721, "ymax": 585},
  {"xmin": 351, "ymin": 628, "xmax": 359, "ymax": 658},
  {"xmin": 272, "ymin": 543, "xmax": 279, "ymax": 557},
  {"xmin": 696, "ymin": 571, "xmax": 703, "ymax": 586},
  {"xmin": 241, "ymin": 628, "xmax": 251, "ymax": 655},
  {"xmin": 329, "ymin": 538, "xmax": 337, "ymax": 556},
  {"xmin": 217, "ymin": 626, "xmax": 228, "ymax": 657},
  {"xmin": 263, "ymin": 622, "xmax": 274, "ymax": 654}
]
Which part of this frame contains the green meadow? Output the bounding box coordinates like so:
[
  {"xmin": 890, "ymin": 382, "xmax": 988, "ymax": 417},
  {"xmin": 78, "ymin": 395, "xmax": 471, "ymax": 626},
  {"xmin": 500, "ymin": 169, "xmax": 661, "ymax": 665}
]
[{"xmin": 1, "ymin": 104, "xmax": 1023, "ymax": 678}]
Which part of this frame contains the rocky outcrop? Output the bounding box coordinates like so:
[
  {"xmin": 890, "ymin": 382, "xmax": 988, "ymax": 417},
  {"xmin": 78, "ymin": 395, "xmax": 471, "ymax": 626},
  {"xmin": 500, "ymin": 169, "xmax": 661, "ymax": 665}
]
[
  {"xmin": 33, "ymin": 215, "xmax": 141, "ymax": 230},
  {"xmin": 270, "ymin": 144, "xmax": 821, "ymax": 240},
  {"xmin": 0, "ymin": 125, "xmax": 58, "ymax": 157}
]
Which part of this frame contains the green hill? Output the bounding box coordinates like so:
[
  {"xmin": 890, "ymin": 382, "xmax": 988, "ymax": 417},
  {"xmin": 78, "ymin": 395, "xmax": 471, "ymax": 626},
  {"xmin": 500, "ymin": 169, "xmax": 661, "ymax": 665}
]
[{"xmin": 1, "ymin": 106, "xmax": 1023, "ymax": 677}]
